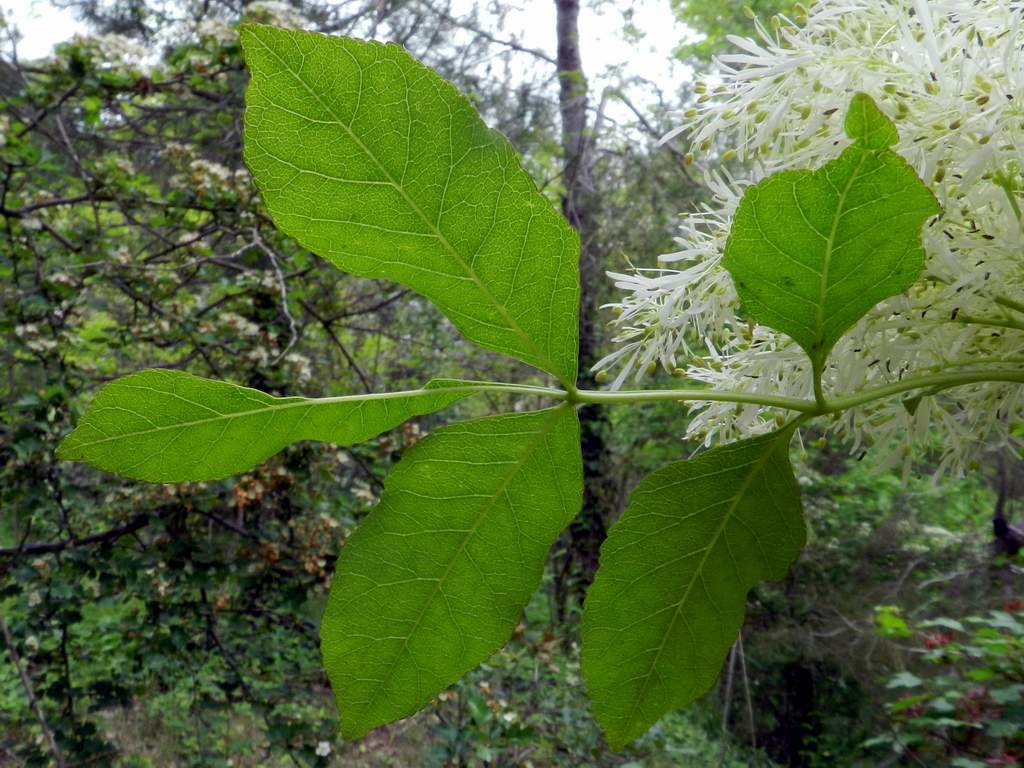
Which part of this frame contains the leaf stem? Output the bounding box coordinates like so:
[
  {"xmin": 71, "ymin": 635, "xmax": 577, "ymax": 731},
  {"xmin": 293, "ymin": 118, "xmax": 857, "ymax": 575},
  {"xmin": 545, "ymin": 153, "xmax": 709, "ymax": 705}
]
[
  {"xmin": 993, "ymin": 172, "xmax": 1022, "ymax": 225},
  {"xmin": 823, "ymin": 369, "xmax": 1024, "ymax": 413},
  {"xmin": 812, "ymin": 361, "xmax": 827, "ymax": 413},
  {"xmin": 956, "ymin": 313, "xmax": 1024, "ymax": 333},
  {"xmin": 420, "ymin": 368, "xmax": 1024, "ymax": 418},
  {"xmin": 570, "ymin": 388, "xmax": 818, "ymax": 413},
  {"xmin": 992, "ymin": 295, "xmax": 1024, "ymax": 317},
  {"xmin": 925, "ymin": 273, "xmax": 1024, "ymax": 319}
]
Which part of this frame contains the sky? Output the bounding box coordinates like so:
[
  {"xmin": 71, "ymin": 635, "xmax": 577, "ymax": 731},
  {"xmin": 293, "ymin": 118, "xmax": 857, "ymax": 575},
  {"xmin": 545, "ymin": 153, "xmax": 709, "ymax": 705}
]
[{"xmin": 4, "ymin": 0, "xmax": 697, "ymax": 122}]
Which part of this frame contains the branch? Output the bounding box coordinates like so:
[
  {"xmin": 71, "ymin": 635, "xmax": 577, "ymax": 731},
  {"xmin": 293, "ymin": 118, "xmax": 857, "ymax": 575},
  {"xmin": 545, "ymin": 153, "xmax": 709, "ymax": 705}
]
[
  {"xmin": 415, "ymin": 0, "xmax": 557, "ymax": 65},
  {"xmin": 299, "ymin": 297, "xmax": 373, "ymax": 392},
  {"xmin": 0, "ymin": 513, "xmax": 150, "ymax": 557},
  {"xmin": 718, "ymin": 640, "xmax": 738, "ymax": 765},
  {"xmin": 612, "ymin": 89, "xmax": 696, "ymax": 183},
  {"xmin": 251, "ymin": 229, "xmax": 299, "ymax": 365},
  {"xmin": 825, "ymin": 369, "xmax": 1024, "ymax": 412},
  {"xmin": 575, "ymin": 366, "xmax": 1024, "ymax": 414},
  {"xmin": 1, "ymin": 616, "xmax": 67, "ymax": 767},
  {"xmin": 956, "ymin": 312, "xmax": 1024, "ymax": 333},
  {"xmin": 573, "ymin": 387, "xmax": 817, "ymax": 412},
  {"xmin": 0, "ymin": 193, "xmax": 112, "ymax": 218}
]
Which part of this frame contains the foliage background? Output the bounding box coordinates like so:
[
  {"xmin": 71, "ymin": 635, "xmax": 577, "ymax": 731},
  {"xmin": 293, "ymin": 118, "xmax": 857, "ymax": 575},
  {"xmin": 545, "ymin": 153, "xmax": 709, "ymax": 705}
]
[{"xmin": 1, "ymin": 1, "xmax": 1020, "ymax": 766}]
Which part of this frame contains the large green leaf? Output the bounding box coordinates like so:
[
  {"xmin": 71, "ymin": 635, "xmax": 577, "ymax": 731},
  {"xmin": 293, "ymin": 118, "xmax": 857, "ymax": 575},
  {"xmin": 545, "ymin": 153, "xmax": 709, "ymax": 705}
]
[
  {"xmin": 582, "ymin": 429, "xmax": 805, "ymax": 749},
  {"xmin": 241, "ymin": 25, "xmax": 580, "ymax": 384},
  {"xmin": 58, "ymin": 369, "xmax": 470, "ymax": 482},
  {"xmin": 321, "ymin": 404, "xmax": 582, "ymax": 739},
  {"xmin": 722, "ymin": 93, "xmax": 940, "ymax": 369}
]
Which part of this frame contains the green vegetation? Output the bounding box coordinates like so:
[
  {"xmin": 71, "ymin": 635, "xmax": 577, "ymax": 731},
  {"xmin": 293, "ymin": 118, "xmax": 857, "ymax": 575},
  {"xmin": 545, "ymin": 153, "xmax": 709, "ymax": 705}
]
[
  {"xmin": 723, "ymin": 93, "xmax": 940, "ymax": 376},
  {"xmin": 2, "ymin": 2, "xmax": 1021, "ymax": 767},
  {"xmin": 241, "ymin": 25, "xmax": 580, "ymax": 384},
  {"xmin": 583, "ymin": 427, "xmax": 805, "ymax": 748}
]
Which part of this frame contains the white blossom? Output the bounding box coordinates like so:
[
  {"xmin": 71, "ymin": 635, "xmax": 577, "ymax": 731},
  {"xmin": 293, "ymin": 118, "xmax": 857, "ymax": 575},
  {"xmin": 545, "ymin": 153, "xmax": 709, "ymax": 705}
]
[
  {"xmin": 602, "ymin": 0, "xmax": 1024, "ymax": 473},
  {"xmin": 68, "ymin": 33, "xmax": 149, "ymax": 74}
]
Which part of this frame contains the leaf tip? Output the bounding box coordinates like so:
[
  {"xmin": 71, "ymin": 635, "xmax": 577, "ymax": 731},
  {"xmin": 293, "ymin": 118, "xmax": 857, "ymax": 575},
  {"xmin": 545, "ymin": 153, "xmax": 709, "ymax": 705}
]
[
  {"xmin": 339, "ymin": 718, "xmax": 370, "ymax": 742},
  {"xmin": 844, "ymin": 92, "xmax": 899, "ymax": 150},
  {"xmin": 605, "ymin": 735, "xmax": 629, "ymax": 752}
]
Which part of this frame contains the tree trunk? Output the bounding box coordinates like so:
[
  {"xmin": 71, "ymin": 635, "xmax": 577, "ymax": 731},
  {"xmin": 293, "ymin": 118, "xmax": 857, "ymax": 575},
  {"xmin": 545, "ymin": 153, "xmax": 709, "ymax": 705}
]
[{"xmin": 552, "ymin": 0, "xmax": 617, "ymax": 622}]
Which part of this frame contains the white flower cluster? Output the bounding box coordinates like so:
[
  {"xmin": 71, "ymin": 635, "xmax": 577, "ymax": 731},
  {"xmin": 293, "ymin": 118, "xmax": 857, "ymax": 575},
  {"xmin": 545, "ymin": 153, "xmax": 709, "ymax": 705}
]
[
  {"xmin": 68, "ymin": 33, "xmax": 149, "ymax": 74},
  {"xmin": 600, "ymin": 0, "xmax": 1024, "ymax": 473}
]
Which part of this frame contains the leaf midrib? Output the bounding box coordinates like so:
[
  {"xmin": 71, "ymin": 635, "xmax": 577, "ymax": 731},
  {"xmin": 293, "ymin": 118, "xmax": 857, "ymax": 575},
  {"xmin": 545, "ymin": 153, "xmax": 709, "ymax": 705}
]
[
  {"xmin": 814, "ymin": 150, "xmax": 867, "ymax": 361},
  {"xmin": 60, "ymin": 387, "xmax": 462, "ymax": 452},
  {"xmin": 245, "ymin": 29, "xmax": 562, "ymax": 381},
  {"xmin": 619, "ymin": 438, "xmax": 779, "ymax": 738}
]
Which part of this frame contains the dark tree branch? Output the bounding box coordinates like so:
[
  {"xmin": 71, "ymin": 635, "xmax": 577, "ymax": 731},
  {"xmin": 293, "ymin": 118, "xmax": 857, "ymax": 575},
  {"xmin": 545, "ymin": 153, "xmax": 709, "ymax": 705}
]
[
  {"xmin": 1, "ymin": 616, "xmax": 67, "ymax": 767},
  {"xmin": 299, "ymin": 297, "xmax": 373, "ymax": 392},
  {"xmin": 612, "ymin": 89, "xmax": 697, "ymax": 183},
  {"xmin": 0, "ymin": 513, "xmax": 150, "ymax": 557},
  {"xmin": 416, "ymin": 0, "xmax": 557, "ymax": 65}
]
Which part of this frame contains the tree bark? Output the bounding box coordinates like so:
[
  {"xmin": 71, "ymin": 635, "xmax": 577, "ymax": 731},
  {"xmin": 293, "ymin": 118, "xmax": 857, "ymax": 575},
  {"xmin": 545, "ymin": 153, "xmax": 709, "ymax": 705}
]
[{"xmin": 553, "ymin": 0, "xmax": 617, "ymax": 621}]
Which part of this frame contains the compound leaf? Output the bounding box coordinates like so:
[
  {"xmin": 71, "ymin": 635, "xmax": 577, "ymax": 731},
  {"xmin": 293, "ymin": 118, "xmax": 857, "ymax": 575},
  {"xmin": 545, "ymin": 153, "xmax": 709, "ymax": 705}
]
[
  {"xmin": 722, "ymin": 92, "xmax": 940, "ymax": 369},
  {"xmin": 241, "ymin": 25, "xmax": 579, "ymax": 384},
  {"xmin": 58, "ymin": 369, "xmax": 470, "ymax": 482},
  {"xmin": 321, "ymin": 404, "xmax": 582, "ymax": 739},
  {"xmin": 582, "ymin": 429, "xmax": 805, "ymax": 749}
]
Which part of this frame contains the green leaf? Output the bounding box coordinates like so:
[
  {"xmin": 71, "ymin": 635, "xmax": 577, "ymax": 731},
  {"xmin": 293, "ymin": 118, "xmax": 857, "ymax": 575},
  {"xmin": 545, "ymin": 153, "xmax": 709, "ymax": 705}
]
[
  {"xmin": 321, "ymin": 405, "xmax": 582, "ymax": 739},
  {"xmin": 240, "ymin": 25, "xmax": 580, "ymax": 384},
  {"xmin": 582, "ymin": 429, "xmax": 805, "ymax": 749},
  {"xmin": 887, "ymin": 672, "xmax": 924, "ymax": 689},
  {"xmin": 951, "ymin": 758, "xmax": 988, "ymax": 768},
  {"xmin": 990, "ymin": 684, "xmax": 1024, "ymax": 705},
  {"xmin": 921, "ymin": 618, "xmax": 965, "ymax": 633},
  {"xmin": 843, "ymin": 92, "xmax": 899, "ymax": 150},
  {"xmin": 916, "ymin": 717, "xmax": 980, "ymax": 729},
  {"xmin": 57, "ymin": 369, "xmax": 470, "ymax": 482},
  {"xmin": 875, "ymin": 604, "xmax": 912, "ymax": 638},
  {"xmin": 928, "ymin": 696, "xmax": 957, "ymax": 714},
  {"xmin": 889, "ymin": 694, "xmax": 928, "ymax": 714},
  {"xmin": 988, "ymin": 719, "xmax": 1022, "ymax": 738},
  {"xmin": 722, "ymin": 92, "xmax": 940, "ymax": 370}
]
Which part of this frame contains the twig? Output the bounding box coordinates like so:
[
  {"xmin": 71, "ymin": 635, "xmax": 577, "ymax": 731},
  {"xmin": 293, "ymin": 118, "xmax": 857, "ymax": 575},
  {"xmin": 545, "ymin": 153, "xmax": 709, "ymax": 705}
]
[
  {"xmin": 298, "ymin": 297, "xmax": 373, "ymax": 392},
  {"xmin": 738, "ymin": 633, "xmax": 758, "ymax": 761},
  {"xmin": 415, "ymin": 0, "xmax": 557, "ymax": 64},
  {"xmin": 199, "ymin": 509, "xmax": 267, "ymax": 545},
  {"xmin": 888, "ymin": 558, "xmax": 922, "ymax": 599},
  {"xmin": 612, "ymin": 89, "xmax": 696, "ymax": 183},
  {"xmin": 1, "ymin": 616, "xmax": 67, "ymax": 767},
  {"xmin": 888, "ymin": 721, "xmax": 930, "ymax": 768},
  {"xmin": 0, "ymin": 513, "xmax": 150, "ymax": 557},
  {"xmin": 919, "ymin": 569, "xmax": 974, "ymax": 588},
  {"xmin": 719, "ymin": 640, "xmax": 739, "ymax": 766},
  {"xmin": 0, "ymin": 193, "xmax": 112, "ymax": 217},
  {"xmin": 252, "ymin": 229, "xmax": 298, "ymax": 364}
]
